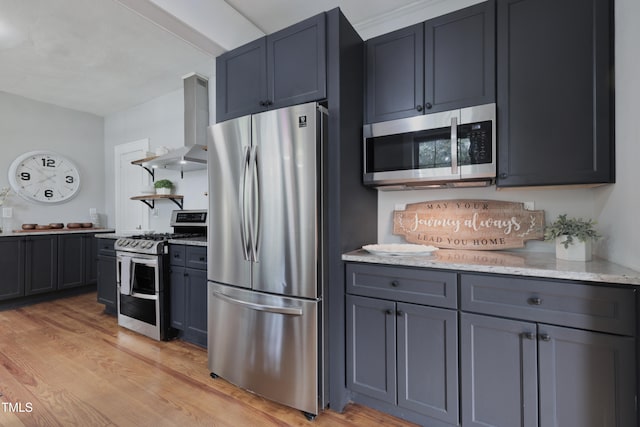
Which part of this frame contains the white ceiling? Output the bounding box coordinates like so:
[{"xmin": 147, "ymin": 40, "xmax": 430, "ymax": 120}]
[{"xmin": 0, "ymin": 0, "xmax": 433, "ymax": 117}]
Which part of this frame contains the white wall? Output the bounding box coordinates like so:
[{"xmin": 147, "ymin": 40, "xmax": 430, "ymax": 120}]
[
  {"xmin": 103, "ymin": 69, "xmax": 214, "ymax": 233},
  {"xmin": 0, "ymin": 91, "xmax": 105, "ymax": 228},
  {"xmin": 362, "ymin": 0, "xmax": 640, "ymax": 271}
]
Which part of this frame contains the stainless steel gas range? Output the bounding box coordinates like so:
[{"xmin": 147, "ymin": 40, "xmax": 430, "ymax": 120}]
[{"xmin": 115, "ymin": 210, "xmax": 207, "ymax": 340}]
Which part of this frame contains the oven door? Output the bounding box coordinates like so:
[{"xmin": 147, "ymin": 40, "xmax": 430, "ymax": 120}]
[{"xmin": 116, "ymin": 252, "xmax": 161, "ymax": 340}]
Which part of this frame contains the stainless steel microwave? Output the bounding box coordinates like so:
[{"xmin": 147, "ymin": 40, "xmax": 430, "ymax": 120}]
[{"xmin": 363, "ymin": 103, "xmax": 496, "ymax": 189}]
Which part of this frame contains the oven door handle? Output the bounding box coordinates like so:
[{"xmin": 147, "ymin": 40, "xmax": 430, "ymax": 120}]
[
  {"xmin": 212, "ymin": 291, "xmax": 303, "ymax": 316},
  {"xmin": 120, "ymin": 290, "xmax": 158, "ymax": 300}
]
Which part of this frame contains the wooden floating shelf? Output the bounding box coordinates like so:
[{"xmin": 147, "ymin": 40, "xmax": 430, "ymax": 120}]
[
  {"xmin": 131, "ymin": 155, "xmax": 159, "ymax": 165},
  {"xmin": 131, "ymin": 194, "xmax": 184, "ymax": 210}
]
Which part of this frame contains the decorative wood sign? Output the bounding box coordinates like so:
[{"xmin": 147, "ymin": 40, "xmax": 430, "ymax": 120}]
[{"xmin": 393, "ymin": 199, "xmax": 545, "ymax": 250}]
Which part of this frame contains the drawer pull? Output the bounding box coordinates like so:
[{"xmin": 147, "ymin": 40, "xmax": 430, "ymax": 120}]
[
  {"xmin": 396, "ymin": 310, "xmax": 404, "ymax": 317},
  {"xmin": 528, "ymin": 297, "xmax": 543, "ymax": 305},
  {"xmin": 390, "ymin": 280, "xmax": 399, "ymax": 287},
  {"xmin": 385, "ymin": 309, "xmax": 394, "ymax": 315},
  {"xmin": 539, "ymin": 334, "xmax": 551, "ymax": 342},
  {"xmin": 199, "ymin": 257, "xmax": 206, "ymax": 261},
  {"xmin": 522, "ymin": 332, "xmax": 536, "ymax": 340}
]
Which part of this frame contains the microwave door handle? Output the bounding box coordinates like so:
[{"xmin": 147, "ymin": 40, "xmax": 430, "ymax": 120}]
[{"xmin": 450, "ymin": 116, "xmax": 458, "ymax": 175}]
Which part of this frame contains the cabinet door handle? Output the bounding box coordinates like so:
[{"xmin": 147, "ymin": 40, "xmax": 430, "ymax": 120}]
[
  {"xmin": 539, "ymin": 334, "xmax": 551, "ymax": 342},
  {"xmin": 396, "ymin": 310, "xmax": 404, "ymax": 317},
  {"xmin": 390, "ymin": 280, "xmax": 399, "ymax": 287},
  {"xmin": 528, "ymin": 297, "xmax": 543, "ymax": 305},
  {"xmin": 499, "ymin": 173, "xmax": 508, "ymax": 179},
  {"xmin": 199, "ymin": 257, "xmax": 205, "ymax": 261},
  {"xmin": 522, "ymin": 332, "xmax": 536, "ymax": 340},
  {"xmin": 416, "ymin": 104, "xmax": 423, "ymax": 112},
  {"xmin": 385, "ymin": 309, "xmax": 394, "ymax": 315},
  {"xmin": 425, "ymin": 102, "xmax": 433, "ymax": 110}
]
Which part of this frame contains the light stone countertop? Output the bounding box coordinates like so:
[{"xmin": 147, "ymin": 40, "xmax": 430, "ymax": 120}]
[
  {"xmin": 343, "ymin": 249, "xmax": 640, "ymax": 286},
  {"xmin": 2, "ymin": 228, "xmax": 115, "ymax": 237}
]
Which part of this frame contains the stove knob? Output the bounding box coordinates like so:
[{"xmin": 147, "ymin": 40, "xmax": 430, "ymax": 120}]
[
  {"xmin": 131, "ymin": 241, "xmax": 140, "ymax": 247},
  {"xmin": 143, "ymin": 241, "xmax": 152, "ymax": 249},
  {"xmin": 120, "ymin": 240, "xmax": 128, "ymax": 246}
]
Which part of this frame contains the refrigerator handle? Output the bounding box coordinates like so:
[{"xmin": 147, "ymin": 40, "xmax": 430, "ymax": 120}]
[
  {"xmin": 239, "ymin": 145, "xmax": 251, "ymax": 261},
  {"xmin": 249, "ymin": 145, "xmax": 260, "ymax": 262},
  {"xmin": 212, "ymin": 291, "xmax": 303, "ymax": 316}
]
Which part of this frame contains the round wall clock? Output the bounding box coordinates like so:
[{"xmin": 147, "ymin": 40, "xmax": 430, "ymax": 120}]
[{"xmin": 8, "ymin": 151, "xmax": 81, "ymax": 204}]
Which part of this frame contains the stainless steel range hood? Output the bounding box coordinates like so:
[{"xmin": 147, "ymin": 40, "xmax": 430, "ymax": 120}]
[{"xmin": 144, "ymin": 73, "xmax": 209, "ymax": 172}]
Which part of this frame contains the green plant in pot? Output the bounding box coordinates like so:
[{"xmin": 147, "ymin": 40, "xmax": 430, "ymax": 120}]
[
  {"xmin": 544, "ymin": 214, "xmax": 601, "ymax": 261},
  {"xmin": 154, "ymin": 179, "xmax": 174, "ymax": 195}
]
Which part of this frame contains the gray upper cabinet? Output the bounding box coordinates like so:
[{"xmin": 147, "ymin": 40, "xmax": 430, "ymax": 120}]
[
  {"xmin": 365, "ymin": 23, "xmax": 424, "ymax": 123},
  {"xmin": 364, "ymin": 1, "xmax": 495, "ymax": 123},
  {"xmin": 215, "ymin": 38, "xmax": 267, "ymax": 123},
  {"xmin": 216, "ymin": 13, "xmax": 326, "ymax": 123},
  {"xmin": 496, "ymin": 0, "xmax": 614, "ymax": 187}
]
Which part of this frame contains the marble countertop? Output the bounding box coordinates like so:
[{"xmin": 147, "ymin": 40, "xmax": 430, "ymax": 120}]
[
  {"xmin": 95, "ymin": 233, "xmax": 207, "ymax": 247},
  {"xmin": 343, "ymin": 249, "xmax": 640, "ymax": 286},
  {"xmin": 2, "ymin": 228, "xmax": 115, "ymax": 237}
]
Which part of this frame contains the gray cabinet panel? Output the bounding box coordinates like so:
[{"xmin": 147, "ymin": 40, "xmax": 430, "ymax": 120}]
[
  {"xmin": 185, "ymin": 246, "xmax": 207, "ymax": 271},
  {"xmin": 365, "ymin": 23, "xmax": 424, "ymax": 123},
  {"xmin": 58, "ymin": 234, "xmax": 84, "ymax": 289},
  {"xmin": 267, "ymin": 13, "xmax": 326, "ymax": 110},
  {"xmin": 460, "ymin": 273, "xmax": 636, "ymax": 335},
  {"xmin": 346, "ymin": 294, "xmax": 396, "ymax": 404},
  {"xmin": 0, "ymin": 237, "xmax": 24, "ymax": 300},
  {"xmin": 97, "ymin": 254, "xmax": 117, "ymax": 312},
  {"xmin": 496, "ymin": 0, "xmax": 614, "ymax": 187},
  {"xmin": 216, "ymin": 38, "xmax": 268, "ymax": 123},
  {"xmin": 424, "ymin": 0, "xmax": 495, "ymax": 113},
  {"xmin": 169, "ymin": 244, "xmax": 186, "ymax": 266},
  {"xmin": 184, "ymin": 268, "xmax": 207, "ymax": 347},
  {"xmin": 170, "ymin": 265, "xmax": 185, "ymax": 330},
  {"xmin": 538, "ymin": 324, "xmax": 636, "ymax": 427},
  {"xmin": 397, "ymin": 302, "xmax": 458, "ymax": 423},
  {"xmin": 460, "ymin": 312, "xmax": 538, "ymax": 427},
  {"xmin": 25, "ymin": 235, "xmax": 57, "ymax": 295},
  {"xmin": 346, "ymin": 263, "xmax": 457, "ymax": 308},
  {"xmin": 84, "ymin": 235, "xmax": 98, "ymax": 285}
]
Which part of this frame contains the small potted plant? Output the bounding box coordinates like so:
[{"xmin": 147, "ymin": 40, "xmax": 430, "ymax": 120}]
[
  {"xmin": 154, "ymin": 179, "xmax": 173, "ymax": 195},
  {"xmin": 544, "ymin": 214, "xmax": 601, "ymax": 261}
]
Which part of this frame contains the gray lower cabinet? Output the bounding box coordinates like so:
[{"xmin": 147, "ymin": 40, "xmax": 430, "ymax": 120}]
[
  {"xmin": 169, "ymin": 245, "xmax": 207, "ymax": 347},
  {"xmin": 96, "ymin": 238, "xmax": 117, "ymax": 313},
  {"xmin": 58, "ymin": 234, "xmax": 98, "ymax": 289},
  {"xmin": 25, "ymin": 235, "xmax": 58, "ymax": 295},
  {"xmin": 460, "ymin": 273, "xmax": 637, "ymax": 427},
  {"xmin": 0, "ymin": 236, "xmax": 24, "ymax": 300},
  {"xmin": 346, "ymin": 263, "xmax": 459, "ymax": 426}
]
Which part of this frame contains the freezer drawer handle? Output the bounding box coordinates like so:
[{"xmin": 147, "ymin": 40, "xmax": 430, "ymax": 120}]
[{"xmin": 212, "ymin": 291, "xmax": 303, "ymax": 316}]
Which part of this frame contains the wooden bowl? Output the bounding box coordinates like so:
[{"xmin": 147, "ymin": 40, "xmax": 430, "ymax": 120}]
[
  {"xmin": 49, "ymin": 223, "xmax": 64, "ymax": 229},
  {"xmin": 80, "ymin": 222, "xmax": 93, "ymax": 228},
  {"xmin": 67, "ymin": 223, "xmax": 82, "ymax": 229},
  {"xmin": 35, "ymin": 225, "xmax": 52, "ymax": 230},
  {"xmin": 22, "ymin": 224, "xmax": 37, "ymax": 230}
]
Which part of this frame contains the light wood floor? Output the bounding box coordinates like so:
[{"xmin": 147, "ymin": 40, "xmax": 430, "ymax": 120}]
[{"xmin": 0, "ymin": 292, "xmax": 416, "ymax": 427}]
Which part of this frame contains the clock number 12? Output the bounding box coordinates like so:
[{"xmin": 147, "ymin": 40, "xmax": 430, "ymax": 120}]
[{"xmin": 41, "ymin": 158, "xmax": 56, "ymax": 168}]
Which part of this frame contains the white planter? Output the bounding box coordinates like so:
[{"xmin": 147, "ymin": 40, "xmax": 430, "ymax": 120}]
[
  {"xmin": 555, "ymin": 236, "xmax": 592, "ymax": 261},
  {"xmin": 155, "ymin": 188, "xmax": 171, "ymax": 195}
]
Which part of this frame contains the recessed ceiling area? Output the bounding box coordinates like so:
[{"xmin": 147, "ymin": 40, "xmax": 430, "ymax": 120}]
[{"xmin": 0, "ymin": 0, "xmax": 438, "ymax": 117}]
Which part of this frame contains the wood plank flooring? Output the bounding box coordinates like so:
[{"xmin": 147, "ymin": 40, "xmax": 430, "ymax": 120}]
[{"xmin": 0, "ymin": 292, "xmax": 416, "ymax": 427}]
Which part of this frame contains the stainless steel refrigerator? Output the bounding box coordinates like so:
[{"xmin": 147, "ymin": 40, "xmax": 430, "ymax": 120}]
[{"xmin": 207, "ymin": 102, "xmax": 327, "ymax": 418}]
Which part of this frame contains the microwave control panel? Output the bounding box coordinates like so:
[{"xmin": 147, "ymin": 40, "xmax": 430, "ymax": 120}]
[{"xmin": 461, "ymin": 121, "xmax": 492, "ymax": 164}]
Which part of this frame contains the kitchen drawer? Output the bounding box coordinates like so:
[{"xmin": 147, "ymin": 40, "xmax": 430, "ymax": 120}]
[
  {"xmin": 97, "ymin": 239, "xmax": 115, "ymax": 255},
  {"xmin": 346, "ymin": 263, "xmax": 457, "ymax": 309},
  {"xmin": 460, "ymin": 274, "xmax": 636, "ymax": 336},
  {"xmin": 169, "ymin": 245, "xmax": 186, "ymax": 266},
  {"xmin": 185, "ymin": 246, "xmax": 207, "ymax": 271}
]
